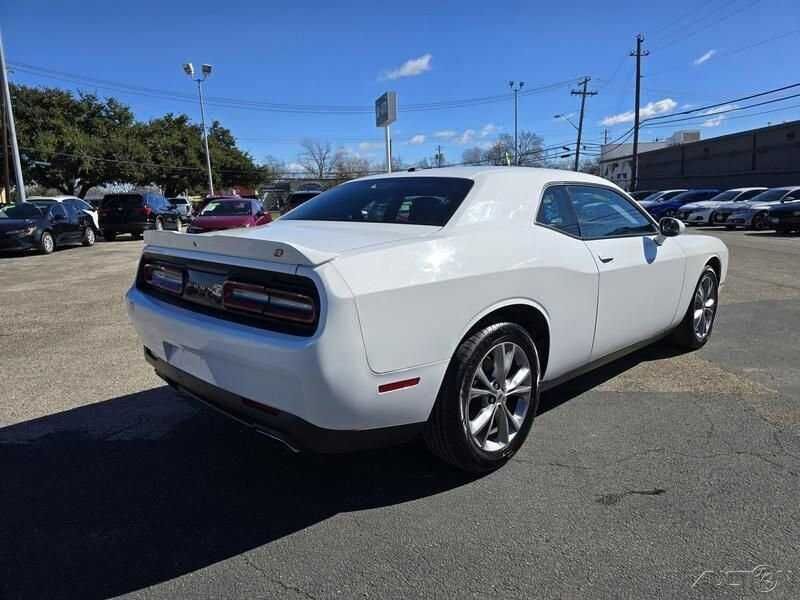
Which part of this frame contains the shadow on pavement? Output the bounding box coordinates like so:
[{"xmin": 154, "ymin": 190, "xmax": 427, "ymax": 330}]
[
  {"xmin": 0, "ymin": 387, "xmax": 477, "ymax": 599},
  {"xmin": 1, "ymin": 340, "xmax": 687, "ymax": 598}
]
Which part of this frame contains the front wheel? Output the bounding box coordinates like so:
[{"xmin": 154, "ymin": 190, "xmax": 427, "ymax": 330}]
[
  {"xmin": 82, "ymin": 226, "xmax": 96, "ymax": 246},
  {"xmin": 424, "ymin": 322, "xmax": 540, "ymax": 473},
  {"xmin": 671, "ymin": 265, "xmax": 719, "ymax": 350},
  {"xmin": 751, "ymin": 212, "xmax": 769, "ymax": 231}
]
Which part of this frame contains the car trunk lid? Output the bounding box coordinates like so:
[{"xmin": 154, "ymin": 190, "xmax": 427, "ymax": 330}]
[{"xmin": 145, "ymin": 219, "xmax": 438, "ymax": 267}]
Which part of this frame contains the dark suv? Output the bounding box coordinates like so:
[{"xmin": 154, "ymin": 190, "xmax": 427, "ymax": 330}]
[{"xmin": 99, "ymin": 192, "xmax": 178, "ymax": 241}]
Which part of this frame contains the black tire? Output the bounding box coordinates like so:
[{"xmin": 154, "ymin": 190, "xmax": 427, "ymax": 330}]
[
  {"xmin": 775, "ymin": 226, "xmax": 790, "ymax": 235},
  {"xmin": 424, "ymin": 322, "xmax": 540, "ymax": 473},
  {"xmin": 724, "ymin": 225, "xmax": 736, "ymax": 230},
  {"xmin": 39, "ymin": 230, "xmax": 55, "ymax": 254},
  {"xmin": 103, "ymin": 231, "xmax": 116, "ymax": 242},
  {"xmin": 751, "ymin": 212, "xmax": 769, "ymax": 231},
  {"xmin": 131, "ymin": 231, "xmax": 143, "ymax": 240},
  {"xmin": 670, "ymin": 265, "xmax": 719, "ymax": 350},
  {"xmin": 81, "ymin": 226, "xmax": 96, "ymax": 246}
]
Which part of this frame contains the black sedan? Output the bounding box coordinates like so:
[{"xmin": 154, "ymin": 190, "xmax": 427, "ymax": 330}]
[
  {"xmin": 0, "ymin": 202, "xmax": 95, "ymax": 254},
  {"xmin": 768, "ymin": 200, "xmax": 800, "ymax": 233}
]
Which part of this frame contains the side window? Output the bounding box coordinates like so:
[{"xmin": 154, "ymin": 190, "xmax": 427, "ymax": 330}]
[
  {"xmin": 738, "ymin": 190, "xmax": 762, "ymax": 201},
  {"xmin": 568, "ymin": 185, "xmax": 656, "ymax": 239},
  {"xmin": 536, "ymin": 185, "xmax": 580, "ymax": 237},
  {"xmin": 784, "ymin": 191, "xmax": 800, "ymax": 201},
  {"xmin": 51, "ymin": 204, "xmax": 67, "ymax": 220}
]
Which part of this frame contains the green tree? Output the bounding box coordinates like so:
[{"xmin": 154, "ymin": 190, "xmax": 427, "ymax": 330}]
[{"xmin": 11, "ymin": 84, "xmax": 146, "ymax": 197}]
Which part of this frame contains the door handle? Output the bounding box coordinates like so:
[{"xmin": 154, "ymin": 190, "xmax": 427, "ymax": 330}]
[{"xmin": 598, "ymin": 255, "xmax": 614, "ymax": 263}]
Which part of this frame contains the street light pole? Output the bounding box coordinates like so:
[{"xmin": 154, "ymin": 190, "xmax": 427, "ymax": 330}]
[
  {"xmin": 0, "ymin": 29, "xmax": 26, "ymax": 203},
  {"xmin": 509, "ymin": 81, "xmax": 524, "ymax": 165},
  {"xmin": 184, "ymin": 62, "xmax": 214, "ymax": 196}
]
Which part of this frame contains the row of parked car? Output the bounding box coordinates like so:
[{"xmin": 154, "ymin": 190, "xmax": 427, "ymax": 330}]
[
  {"xmin": 631, "ymin": 186, "xmax": 800, "ymax": 232},
  {"xmin": 0, "ymin": 189, "xmax": 325, "ymax": 255}
]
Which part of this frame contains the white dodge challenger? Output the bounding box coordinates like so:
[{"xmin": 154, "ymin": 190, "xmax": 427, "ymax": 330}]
[{"xmin": 126, "ymin": 167, "xmax": 728, "ymax": 472}]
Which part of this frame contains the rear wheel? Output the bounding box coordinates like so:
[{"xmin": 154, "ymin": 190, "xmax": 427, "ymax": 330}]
[
  {"xmin": 103, "ymin": 231, "xmax": 116, "ymax": 242},
  {"xmin": 39, "ymin": 231, "xmax": 54, "ymax": 254},
  {"xmin": 424, "ymin": 322, "xmax": 540, "ymax": 473},
  {"xmin": 671, "ymin": 265, "xmax": 719, "ymax": 350},
  {"xmin": 131, "ymin": 231, "xmax": 143, "ymax": 240}
]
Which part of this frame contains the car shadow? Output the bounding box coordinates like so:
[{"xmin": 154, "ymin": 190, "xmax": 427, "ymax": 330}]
[
  {"xmin": 538, "ymin": 343, "xmax": 686, "ymax": 415},
  {"xmin": 745, "ymin": 230, "xmax": 800, "ymax": 238},
  {"xmin": 0, "ymin": 387, "xmax": 477, "ymax": 599}
]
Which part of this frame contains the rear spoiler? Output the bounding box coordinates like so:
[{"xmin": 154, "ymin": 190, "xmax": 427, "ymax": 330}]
[{"xmin": 143, "ymin": 230, "xmax": 332, "ymax": 267}]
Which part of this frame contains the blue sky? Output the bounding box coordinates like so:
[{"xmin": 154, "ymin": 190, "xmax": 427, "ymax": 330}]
[{"xmin": 3, "ymin": 0, "xmax": 799, "ymax": 168}]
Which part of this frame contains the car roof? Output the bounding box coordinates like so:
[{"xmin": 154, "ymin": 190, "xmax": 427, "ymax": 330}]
[
  {"xmin": 27, "ymin": 195, "xmax": 80, "ymax": 202},
  {"xmin": 728, "ymin": 187, "xmax": 767, "ymax": 192}
]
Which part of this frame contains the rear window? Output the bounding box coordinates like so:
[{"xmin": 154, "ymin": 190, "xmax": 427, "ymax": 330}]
[
  {"xmin": 102, "ymin": 194, "xmax": 144, "ymax": 208},
  {"xmin": 200, "ymin": 200, "xmax": 252, "ymax": 216},
  {"xmin": 282, "ymin": 177, "xmax": 474, "ymax": 226}
]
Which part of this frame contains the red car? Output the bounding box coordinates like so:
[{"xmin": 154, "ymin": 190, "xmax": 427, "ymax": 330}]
[{"xmin": 187, "ymin": 198, "xmax": 271, "ymax": 233}]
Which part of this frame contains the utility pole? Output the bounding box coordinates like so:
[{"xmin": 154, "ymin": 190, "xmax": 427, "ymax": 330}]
[
  {"xmin": 630, "ymin": 33, "xmax": 649, "ymax": 191},
  {"xmin": 509, "ymin": 81, "xmax": 524, "ymax": 165},
  {"xmin": 436, "ymin": 145, "xmax": 443, "ymax": 167},
  {"xmin": 570, "ymin": 76, "xmax": 597, "ymax": 171},
  {"xmin": 1, "ymin": 91, "xmax": 9, "ymax": 204},
  {"xmin": 183, "ymin": 62, "xmax": 215, "ymax": 196},
  {"xmin": 603, "ymin": 128, "xmax": 609, "ymax": 144},
  {"xmin": 0, "ymin": 29, "xmax": 26, "ymax": 203}
]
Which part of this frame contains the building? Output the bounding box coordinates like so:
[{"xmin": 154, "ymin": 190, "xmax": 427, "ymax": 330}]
[
  {"xmin": 637, "ymin": 120, "xmax": 800, "ymax": 190},
  {"xmin": 600, "ymin": 131, "xmax": 700, "ymax": 191}
]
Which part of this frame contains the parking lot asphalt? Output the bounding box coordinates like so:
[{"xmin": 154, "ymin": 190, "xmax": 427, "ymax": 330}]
[{"xmin": 1, "ymin": 229, "xmax": 799, "ymax": 599}]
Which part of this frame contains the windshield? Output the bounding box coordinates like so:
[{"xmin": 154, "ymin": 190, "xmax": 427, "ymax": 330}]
[
  {"xmin": 0, "ymin": 204, "xmax": 44, "ymax": 219},
  {"xmin": 200, "ymin": 200, "xmax": 252, "ymax": 216},
  {"xmin": 282, "ymin": 177, "xmax": 474, "ymax": 226},
  {"xmin": 748, "ymin": 189, "xmax": 790, "ymax": 203}
]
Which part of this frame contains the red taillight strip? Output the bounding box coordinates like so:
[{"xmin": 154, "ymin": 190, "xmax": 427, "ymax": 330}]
[
  {"xmin": 143, "ymin": 263, "xmax": 184, "ymax": 295},
  {"xmin": 378, "ymin": 377, "xmax": 421, "ymax": 394},
  {"xmin": 222, "ymin": 280, "xmax": 317, "ymax": 324}
]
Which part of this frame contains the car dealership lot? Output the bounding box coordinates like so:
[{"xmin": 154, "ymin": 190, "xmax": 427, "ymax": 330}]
[{"xmin": 1, "ymin": 231, "xmax": 799, "ymax": 598}]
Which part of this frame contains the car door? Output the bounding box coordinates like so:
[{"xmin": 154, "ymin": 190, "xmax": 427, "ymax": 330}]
[
  {"xmin": 62, "ymin": 201, "xmax": 85, "ymax": 242},
  {"xmin": 567, "ymin": 184, "xmax": 686, "ymax": 360},
  {"xmin": 49, "ymin": 204, "xmax": 72, "ymax": 243}
]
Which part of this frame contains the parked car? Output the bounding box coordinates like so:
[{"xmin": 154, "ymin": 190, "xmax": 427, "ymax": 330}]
[
  {"xmin": 0, "ymin": 201, "xmax": 95, "ymax": 254},
  {"xmin": 126, "ymin": 167, "xmax": 728, "ymax": 472},
  {"xmin": 99, "ymin": 192, "xmax": 180, "ymax": 241},
  {"xmin": 629, "ymin": 190, "xmax": 657, "ymax": 201},
  {"xmin": 678, "ymin": 187, "xmax": 767, "ymax": 225},
  {"xmin": 718, "ymin": 186, "xmax": 800, "ymax": 230},
  {"xmin": 27, "ymin": 195, "xmax": 101, "ymax": 232},
  {"xmin": 637, "ymin": 189, "xmax": 687, "ymax": 204},
  {"xmin": 640, "ymin": 189, "xmax": 720, "ymax": 220},
  {"xmin": 767, "ymin": 197, "xmax": 800, "ymax": 233},
  {"xmin": 280, "ymin": 190, "xmax": 322, "ymax": 215},
  {"xmin": 167, "ymin": 197, "xmax": 193, "ymax": 220},
  {"xmin": 186, "ymin": 198, "xmax": 271, "ymax": 233}
]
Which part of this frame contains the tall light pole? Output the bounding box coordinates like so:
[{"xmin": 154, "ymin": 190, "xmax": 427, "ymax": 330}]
[
  {"xmin": 183, "ymin": 62, "xmax": 214, "ymax": 196},
  {"xmin": 0, "ymin": 29, "xmax": 26, "ymax": 203},
  {"xmin": 509, "ymin": 81, "xmax": 524, "ymax": 165}
]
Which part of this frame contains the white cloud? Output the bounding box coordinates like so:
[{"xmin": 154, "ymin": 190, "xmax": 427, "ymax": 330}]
[
  {"xmin": 480, "ymin": 123, "xmax": 500, "ymax": 137},
  {"xmin": 701, "ymin": 103, "xmax": 736, "ymax": 127},
  {"xmin": 381, "ymin": 53, "xmax": 432, "ymax": 80},
  {"xmin": 358, "ymin": 141, "xmax": 383, "ymax": 152},
  {"xmin": 433, "ymin": 129, "xmax": 457, "ymax": 139},
  {"xmin": 692, "ymin": 49, "xmax": 716, "ymax": 66},
  {"xmin": 601, "ymin": 98, "xmax": 678, "ymax": 126},
  {"xmin": 456, "ymin": 129, "xmax": 476, "ymax": 145},
  {"xmin": 408, "ymin": 134, "xmax": 426, "ymax": 145}
]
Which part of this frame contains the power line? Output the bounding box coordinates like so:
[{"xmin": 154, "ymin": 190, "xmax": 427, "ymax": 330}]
[
  {"xmin": 642, "ymin": 92, "xmax": 800, "ymax": 127},
  {"xmin": 640, "ymin": 102, "xmax": 800, "ymax": 130},
  {"xmin": 651, "ymin": 0, "xmax": 764, "ymax": 51},
  {"xmin": 9, "ymin": 61, "xmax": 579, "ymax": 115}
]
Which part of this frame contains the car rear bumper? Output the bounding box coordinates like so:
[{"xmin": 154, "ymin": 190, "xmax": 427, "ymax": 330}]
[
  {"xmin": 0, "ymin": 234, "xmax": 38, "ymax": 251},
  {"xmin": 145, "ymin": 347, "xmax": 423, "ymax": 453},
  {"xmin": 126, "ymin": 277, "xmax": 445, "ymax": 433}
]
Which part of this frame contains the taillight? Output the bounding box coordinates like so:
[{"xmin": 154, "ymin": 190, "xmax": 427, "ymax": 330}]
[
  {"xmin": 142, "ymin": 263, "xmax": 184, "ymax": 295},
  {"xmin": 140, "ymin": 206, "xmax": 152, "ymax": 216},
  {"xmin": 223, "ymin": 280, "xmax": 316, "ymax": 323}
]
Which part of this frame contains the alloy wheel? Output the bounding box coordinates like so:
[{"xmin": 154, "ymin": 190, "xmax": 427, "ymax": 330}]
[
  {"xmin": 42, "ymin": 233, "xmax": 54, "ymax": 253},
  {"xmin": 85, "ymin": 228, "xmax": 95, "ymax": 244},
  {"xmin": 693, "ymin": 272, "xmax": 717, "ymax": 340},
  {"xmin": 463, "ymin": 341, "xmax": 532, "ymax": 452}
]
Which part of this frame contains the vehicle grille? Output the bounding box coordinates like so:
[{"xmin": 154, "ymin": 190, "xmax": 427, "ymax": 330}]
[{"xmin": 136, "ymin": 253, "xmax": 320, "ymax": 336}]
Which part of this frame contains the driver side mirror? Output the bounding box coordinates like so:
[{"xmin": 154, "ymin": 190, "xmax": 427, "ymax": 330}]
[{"xmin": 659, "ymin": 216, "xmax": 685, "ymax": 237}]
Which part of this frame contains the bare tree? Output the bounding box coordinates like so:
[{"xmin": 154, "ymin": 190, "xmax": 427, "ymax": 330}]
[
  {"xmin": 462, "ymin": 147, "xmax": 483, "ymax": 165},
  {"xmin": 333, "ymin": 149, "xmax": 370, "ymax": 183},
  {"xmin": 298, "ymin": 139, "xmax": 337, "ymax": 179}
]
